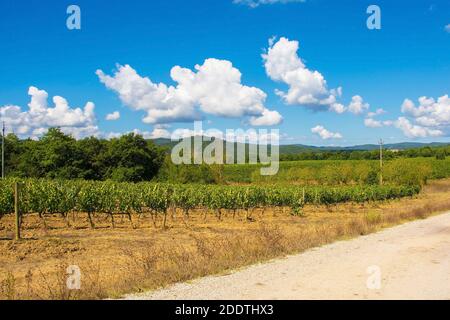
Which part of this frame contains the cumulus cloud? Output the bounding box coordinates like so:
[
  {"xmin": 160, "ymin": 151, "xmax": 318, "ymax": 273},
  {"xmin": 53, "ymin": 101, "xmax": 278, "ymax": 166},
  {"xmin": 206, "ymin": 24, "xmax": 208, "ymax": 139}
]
[
  {"xmin": 348, "ymin": 95, "xmax": 370, "ymax": 115},
  {"xmin": 394, "ymin": 117, "xmax": 443, "ymax": 138},
  {"xmin": 262, "ymin": 37, "xmax": 375, "ymax": 117},
  {"xmin": 392, "ymin": 95, "xmax": 449, "ymax": 138},
  {"xmin": 311, "ymin": 125, "xmax": 342, "ymax": 140},
  {"xmin": 233, "ymin": 0, "xmax": 305, "ymax": 8},
  {"xmin": 364, "ymin": 118, "xmax": 383, "ymax": 128},
  {"xmin": 249, "ymin": 108, "xmax": 283, "ymax": 126},
  {"xmin": 364, "ymin": 107, "xmax": 388, "ymax": 128},
  {"xmin": 97, "ymin": 65, "xmax": 197, "ymax": 124},
  {"xmin": 105, "ymin": 111, "xmax": 120, "ymax": 121},
  {"xmin": 105, "ymin": 124, "xmax": 172, "ymax": 140},
  {"xmin": 97, "ymin": 59, "xmax": 282, "ymax": 126},
  {"xmin": 0, "ymin": 86, "xmax": 98, "ymax": 139},
  {"xmin": 130, "ymin": 127, "xmax": 171, "ymax": 140},
  {"xmin": 401, "ymin": 95, "xmax": 450, "ymax": 128},
  {"xmin": 367, "ymin": 108, "xmax": 386, "ymax": 118},
  {"xmin": 365, "ymin": 95, "xmax": 449, "ymax": 138},
  {"xmin": 148, "ymin": 124, "xmax": 171, "ymax": 139},
  {"xmin": 264, "ymin": 37, "xmax": 368, "ymax": 115},
  {"xmin": 364, "ymin": 118, "xmax": 393, "ymax": 128}
]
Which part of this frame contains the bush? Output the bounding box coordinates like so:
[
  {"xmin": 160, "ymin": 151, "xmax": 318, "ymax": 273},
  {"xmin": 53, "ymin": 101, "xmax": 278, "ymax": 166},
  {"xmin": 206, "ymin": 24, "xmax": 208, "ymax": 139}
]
[
  {"xmin": 384, "ymin": 159, "xmax": 432, "ymax": 186},
  {"xmin": 436, "ymin": 150, "xmax": 446, "ymax": 160},
  {"xmin": 365, "ymin": 170, "xmax": 379, "ymax": 185}
]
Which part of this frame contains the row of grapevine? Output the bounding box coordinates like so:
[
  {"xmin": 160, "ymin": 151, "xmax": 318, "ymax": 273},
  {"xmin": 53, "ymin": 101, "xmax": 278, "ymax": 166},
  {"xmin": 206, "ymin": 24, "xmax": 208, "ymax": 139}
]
[{"xmin": 0, "ymin": 179, "xmax": 421, "ymax": 224}]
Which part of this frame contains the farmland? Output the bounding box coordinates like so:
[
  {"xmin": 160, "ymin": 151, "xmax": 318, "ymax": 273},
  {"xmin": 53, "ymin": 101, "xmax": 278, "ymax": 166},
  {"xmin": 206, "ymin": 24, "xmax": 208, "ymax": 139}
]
[
  {"xmin": 1, "ymin": 179, "xmax": 420, "ymax": 229},
  {"xmin": 223, "ymin": 158, "xmax": 450, "ymax": 184},
  {"xmin": 1, "ymin": 157, "xmax": 449, "ymax": 299},
  {"xmin": 1, "ymin": 178, "xmax": 450, "ymax": 300}
]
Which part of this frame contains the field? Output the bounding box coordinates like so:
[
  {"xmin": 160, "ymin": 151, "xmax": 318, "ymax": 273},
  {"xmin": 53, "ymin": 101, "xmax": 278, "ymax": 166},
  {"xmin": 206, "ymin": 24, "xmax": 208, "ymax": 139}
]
[
  {"xmin": 223, "ymin": 158, "xmax": 450, "ymax": 184},
  {"xmin": 1, "ymin": 158, "xmax": 449, "ymax": 299},
  {"xmin": 1, "ymin": 178, "xmax": 450, "ymax": 300},
  {"xmin": 0, "ymin": 179, "xmax": 421, "ymax": 228}
]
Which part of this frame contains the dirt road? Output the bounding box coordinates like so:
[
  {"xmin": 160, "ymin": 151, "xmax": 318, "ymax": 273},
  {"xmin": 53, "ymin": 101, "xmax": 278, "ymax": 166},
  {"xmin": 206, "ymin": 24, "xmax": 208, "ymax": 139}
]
[{"xmin": 125, "ymin": 213, "xmax": 450, "ymax": 300}]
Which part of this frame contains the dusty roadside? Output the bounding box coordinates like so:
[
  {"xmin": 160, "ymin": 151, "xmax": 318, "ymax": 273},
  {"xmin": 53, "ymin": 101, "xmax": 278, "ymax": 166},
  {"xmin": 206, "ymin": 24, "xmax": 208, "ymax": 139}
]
[{"xmin": 125, "ymin": 212, "xmax": 450, "ymax": 300}]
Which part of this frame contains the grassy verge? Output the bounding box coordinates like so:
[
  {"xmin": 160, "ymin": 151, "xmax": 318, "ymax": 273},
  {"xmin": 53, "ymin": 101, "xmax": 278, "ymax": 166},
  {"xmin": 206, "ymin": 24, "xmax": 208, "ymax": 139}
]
[{"xmin": 1, "ymin": 179, "xmax": 450, "ymax": 300}]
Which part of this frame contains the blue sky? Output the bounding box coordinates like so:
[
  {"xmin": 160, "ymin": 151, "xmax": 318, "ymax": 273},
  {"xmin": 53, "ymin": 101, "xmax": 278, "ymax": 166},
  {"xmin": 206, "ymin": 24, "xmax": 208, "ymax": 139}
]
[{"xmin": 0, "ymin": 0, "xmax": 449, "ymax": 146}]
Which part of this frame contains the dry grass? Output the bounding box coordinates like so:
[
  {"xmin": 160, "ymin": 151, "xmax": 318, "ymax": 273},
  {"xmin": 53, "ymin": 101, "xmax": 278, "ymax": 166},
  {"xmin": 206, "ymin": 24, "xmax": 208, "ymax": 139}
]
[{"xmin": 1, "ymin": 179, "xmax": 450, "ymax": 300}]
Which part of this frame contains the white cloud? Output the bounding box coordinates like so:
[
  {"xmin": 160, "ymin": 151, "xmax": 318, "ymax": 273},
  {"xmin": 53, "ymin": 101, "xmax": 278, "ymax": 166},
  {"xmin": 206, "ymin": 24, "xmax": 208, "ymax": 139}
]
[
  {"xmin": 364, "ymin": 118, "xmax": 392, "ymax": 128},
  {"xmin": 97, "ymin": 59, "xmax": 282, "ymax": 126},
  {"xmin": 390, "ymin": 95, "xmax": 449, "ymax": 138},
  {"xmin": 363, "ymin": 95, "xmax": 449, "ymax": 138},
  {"xmin": 105, "ymin": 111, "xmax": 120, "ymax": 121},
  {"xmin": 367, "ymin": 108, "xmax": 386, "ymax": 118},
  {"xmin": 97, "ymin": 64, "xmax": 197, "ymax": 124},
  {"xmin": 263, "ymin": 37, "xmax": 361, "ymax": 115},
  {"xmin": 263, "ymin": 37, "xmax": 374, "ymax": 117},
  {"xmin": 401, "ymin": 95, "xmax": 450, "ymax": 128},
  {"xmin": 364, "ymin": 118, "xmax": 383, "ymax": 128},
  {"xmin": 233, "ymin": 0, "xmax": 305, "ymax": 8},
  {"xmin": 311, "ymin": 125, "xmax": 342, "ymax": 140},
  {"xmin": 394, "ymin": 117, "xmax": 443, "ymax": 138},
  {"xmin": 105, "ymin": 124, "xmax": 172, "ymax": 140},
  {"xmin": 131, "ymin": 127, "xmax": 171, "ymax": 140},
  {"xmin": 445, "ymin": 24, "xmax": 450, "ymax": 33},
  {"xmin": 329, "ymin": 102, "xmax": 346, "ymax": 114},
  {"xmin": 249, "ymin": 108, "xmax": 283, "ymax": 126},
  {"xmin": 148, "ymin": 125, "xmax": 171, "ymax": 139},
  {"xmin": 0, "ymin": 86, "xmax": 98, "ymax": 139},
  {"xmin": 348, "ymin": 95, "xmax": 370, "ymax": 115}
]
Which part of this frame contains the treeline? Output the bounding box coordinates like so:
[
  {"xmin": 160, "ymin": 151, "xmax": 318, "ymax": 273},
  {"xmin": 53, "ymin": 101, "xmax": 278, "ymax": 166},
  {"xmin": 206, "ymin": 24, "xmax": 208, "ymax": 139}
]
[
  {"xmin": 279, "ymin": 147, "xmax": 449, "ymax": 162},
  {"xmin": 1, "ymin": 128, "xmax": 448, "ymax": 184},
  {"xmin": 2, "ymin": 128, "xmax": 166, "ymax": 182}
]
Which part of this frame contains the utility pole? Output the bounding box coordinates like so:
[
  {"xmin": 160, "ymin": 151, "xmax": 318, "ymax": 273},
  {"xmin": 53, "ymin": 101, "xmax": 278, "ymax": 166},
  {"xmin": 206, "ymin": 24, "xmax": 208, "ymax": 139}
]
[
  {"xmin": 1, "ymin": 120, "xmax": 4, "ymax": 179},
  {"xmin": 379, "ymin": 139, "xmax": 384, "ymax": 185}
]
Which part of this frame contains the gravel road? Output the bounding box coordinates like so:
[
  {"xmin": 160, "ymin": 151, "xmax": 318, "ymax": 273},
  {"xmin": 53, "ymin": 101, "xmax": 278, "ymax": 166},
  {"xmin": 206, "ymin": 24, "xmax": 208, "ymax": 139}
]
[{"xmin": 125, "ymin": 213, "xmax": 450, "ymax": 300}]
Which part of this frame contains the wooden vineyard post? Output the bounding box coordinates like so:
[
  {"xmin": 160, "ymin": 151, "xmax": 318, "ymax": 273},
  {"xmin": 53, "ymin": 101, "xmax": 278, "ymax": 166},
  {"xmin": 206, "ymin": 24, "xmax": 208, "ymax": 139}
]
[{"xmin": 14, "ymin": 182, "xmax": 21, "ymax": 240}]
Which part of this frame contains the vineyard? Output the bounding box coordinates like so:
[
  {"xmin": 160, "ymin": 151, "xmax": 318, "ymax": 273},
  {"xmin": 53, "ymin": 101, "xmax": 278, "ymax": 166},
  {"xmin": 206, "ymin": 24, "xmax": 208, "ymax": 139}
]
[
  {"xmin": 223, "ymin": 158, "xmax": 450, "ymax": 185},
  {"xmin": 0, "ymin": 178, "xmax": 421, "ymax": 229}
]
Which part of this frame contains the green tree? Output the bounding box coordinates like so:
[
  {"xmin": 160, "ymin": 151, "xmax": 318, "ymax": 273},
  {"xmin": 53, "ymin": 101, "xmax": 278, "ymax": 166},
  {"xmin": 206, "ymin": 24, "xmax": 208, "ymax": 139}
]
[
  {"xmin": 77, "ymin": 136, "xmax": 108, "ymax": 180},
  {"xmin": 435, "ymin": 149, "xmax": 446, "ymax": 160},
  {"xmin": 38, "ymin": 128, "xmax": 85, "ymax": 179},
  {"xmin": 103, "ymin": 133, "xmax": 165, "ymax": 182}
]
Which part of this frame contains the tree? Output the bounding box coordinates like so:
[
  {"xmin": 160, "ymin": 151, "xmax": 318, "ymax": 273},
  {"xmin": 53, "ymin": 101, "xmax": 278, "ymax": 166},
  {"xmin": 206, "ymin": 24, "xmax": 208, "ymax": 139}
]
[
  {"xmin": 37, "ymin": 128, "xmax": 85, "ymax": 179},
  {"xmin": 103, "ymin": 133, "xmax": 165, "ymax": 182},
  {"xmin": 3, "ymin": 133, "xmax": 21, "ymax": 176},
  {"xmin": 78, "ymin": 136, "xmax": 108, "ymax": 180},
  {"xmin": 436, "ymin": 149, "xmax": 446, "ymax": 160}
]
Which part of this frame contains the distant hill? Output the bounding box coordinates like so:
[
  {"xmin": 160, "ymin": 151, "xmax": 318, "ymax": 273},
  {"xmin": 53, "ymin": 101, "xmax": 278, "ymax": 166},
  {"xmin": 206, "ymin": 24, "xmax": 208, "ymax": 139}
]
[
  {"xmin": 152, "ymin": 137, "xmax": 449, "ymax": 154},
  {"xmin": 279, "ymin": 142, "xmax": 449, "ymax": 153}
]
